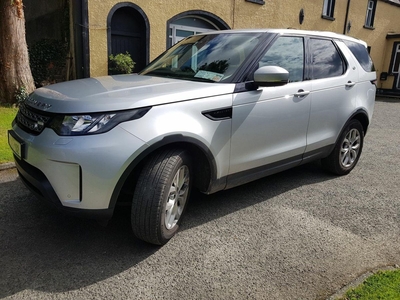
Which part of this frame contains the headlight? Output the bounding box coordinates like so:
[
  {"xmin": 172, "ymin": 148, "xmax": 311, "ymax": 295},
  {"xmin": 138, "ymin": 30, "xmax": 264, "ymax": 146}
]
[{"xmin": 50, "ymin": 107, "xmax": 151, "ymax": 136}]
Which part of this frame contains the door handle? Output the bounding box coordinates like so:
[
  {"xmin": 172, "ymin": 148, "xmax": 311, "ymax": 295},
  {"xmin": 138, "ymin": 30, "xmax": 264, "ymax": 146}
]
[
  {"xmin": 345, "ymin": 81, "xmax": 356, "ymax": 87},
  {"xmin": 294, "ymin": 89, "xmax": 310, "ymax": 97}
]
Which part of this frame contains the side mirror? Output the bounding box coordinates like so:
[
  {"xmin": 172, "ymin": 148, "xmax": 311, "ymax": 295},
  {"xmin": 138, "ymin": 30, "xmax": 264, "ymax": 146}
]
[{"xmin": 254, "ymin": 66, "xmax": 289, "ymax": 87}]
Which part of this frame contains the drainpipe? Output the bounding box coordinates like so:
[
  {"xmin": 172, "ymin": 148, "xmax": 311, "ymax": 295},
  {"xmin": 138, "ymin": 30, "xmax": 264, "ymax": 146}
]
[
  {"xmin": 81, "ymin": 0, "xmax": 90, "ymax": 78},
  {"xmin": 232, "ymin": 0, "xmax": 236, "ymax": 29},
  {"xmin": 343, "ymin": 0, "xmax": 351, "ymax": 35}
]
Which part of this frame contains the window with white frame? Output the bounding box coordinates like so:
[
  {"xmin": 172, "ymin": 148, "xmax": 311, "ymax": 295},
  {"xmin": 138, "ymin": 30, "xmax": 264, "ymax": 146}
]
[
  {"xmin": 365, "ymin": 0, "xmax": 377, "ymax": 28},
  {"xmin": 391, "ymin": 43, "xmax": 400, "ymax": 74},
  {"xmin": 168, "ymin": 17, "xmax": 218, "ymax": 47},
  {"xmin": 169, "ymin": 24, "xmax": 214, "ymax": 46},
  {"xmin": 322, "ymin": 0, "xmax": 336, "ymax": 19},
  {"xmin": 392, "ymin": 43, "xmax": 400, "ymax": 89}
]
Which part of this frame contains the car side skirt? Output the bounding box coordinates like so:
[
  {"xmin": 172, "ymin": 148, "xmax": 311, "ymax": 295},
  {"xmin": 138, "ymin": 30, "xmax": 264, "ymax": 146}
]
[{"xmin": 222, "ymin": 145, "xmax": 333, "ymax": 191}]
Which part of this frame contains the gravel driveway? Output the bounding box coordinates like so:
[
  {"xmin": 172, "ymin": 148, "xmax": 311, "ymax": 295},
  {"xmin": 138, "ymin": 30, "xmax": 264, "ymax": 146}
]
[{"xmin": 0, "ymin": 98, "xmax": 399, "ymax": 299}]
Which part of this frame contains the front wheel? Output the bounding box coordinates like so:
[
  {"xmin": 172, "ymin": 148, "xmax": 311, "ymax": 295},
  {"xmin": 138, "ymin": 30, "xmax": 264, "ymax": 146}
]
[
  {"xmin": 131, "ymin": 148, "xmax": 192, "ymax": 245},
  {"xmin": 322, "ymin": 120, "xmax": 364, "ymax": 175}
]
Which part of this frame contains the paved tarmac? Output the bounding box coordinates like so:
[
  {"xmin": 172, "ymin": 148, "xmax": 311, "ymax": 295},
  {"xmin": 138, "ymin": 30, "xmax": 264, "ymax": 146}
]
[{"xmin": 0, "ymin": 98, "xmax": 399, "ymax": 299}]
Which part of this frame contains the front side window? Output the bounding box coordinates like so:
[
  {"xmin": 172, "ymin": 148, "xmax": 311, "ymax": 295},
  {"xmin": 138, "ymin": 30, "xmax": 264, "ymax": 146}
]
[
  {"xmin": 365, "ymin": 0, "xmax": 377, "ymax": 28},
  {"xmin": 258, "ymin": 36, "xmax": 304, "ymax": 82},
  {"xmin": 322, "ymin": 0, "xmax": 336, "ymax": 19},
  {"xmin": 311, "ymin": 39, "xmax": 346, "ymax": 80},
  {"xmin": 141, "ymin": 33, "xmax": 262, "ymax": 83}
]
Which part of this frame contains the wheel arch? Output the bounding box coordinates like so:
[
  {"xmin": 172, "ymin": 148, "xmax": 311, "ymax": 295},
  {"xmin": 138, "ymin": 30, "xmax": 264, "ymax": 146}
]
[
  {"xmin": 323, "ymin": 109, "xmax": 370, "ymax": 160},
  {"xmin": 350, "ymin": 109, "xmax": 370, "ymax": 136},
  {"xmin": 322, "ymin": 110, "xmax": 367, "ymax": 175},
  {"xmin": 109, "ymin": 134, "xmax": 220, "ymax": 210}
]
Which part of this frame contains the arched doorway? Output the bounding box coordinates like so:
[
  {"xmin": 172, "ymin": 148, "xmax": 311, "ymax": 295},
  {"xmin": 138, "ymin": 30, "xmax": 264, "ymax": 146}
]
[
  {"xmin": 167, "ymin": 11, "xmax": 230, "ymax": 47},
  {"xmin": 107, "ymin": 3, "xmax": 149, "ymax": 73}
]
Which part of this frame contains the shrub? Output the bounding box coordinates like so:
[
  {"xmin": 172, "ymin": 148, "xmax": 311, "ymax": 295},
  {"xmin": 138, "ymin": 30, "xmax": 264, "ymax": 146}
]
[
  {"xmin": 14, "ymin": 86, "xmax": 28, "ymax": 106},
  {"xmin": 108, "ymin": 52, "xmax": 135, "ymax": 75}
]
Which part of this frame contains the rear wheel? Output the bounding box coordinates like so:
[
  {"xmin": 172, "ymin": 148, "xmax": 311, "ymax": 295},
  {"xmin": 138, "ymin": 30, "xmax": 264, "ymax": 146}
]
[
  {"xmin": 322, "ymin": 119, "xmax": 364, "ymax": 175},
  {"xmin": 131, "ymin": 148, "xmax": 192, "ymax": 245}
]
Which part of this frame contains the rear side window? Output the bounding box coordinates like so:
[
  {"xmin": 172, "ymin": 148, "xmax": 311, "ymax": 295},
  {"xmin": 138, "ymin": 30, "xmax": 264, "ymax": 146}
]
[
  {"xmin": 343, "ymin": 40, "xmax": 375, "ymax": 72},
  {"xmin": 310, "ymin": 38, "xmax": 346, "ymax": 80}
]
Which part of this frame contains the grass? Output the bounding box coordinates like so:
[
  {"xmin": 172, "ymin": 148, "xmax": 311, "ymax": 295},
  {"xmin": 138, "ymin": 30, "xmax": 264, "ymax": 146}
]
[
  {"xmin": 0, "ymin": 105, "xmax": 18, "ymax": 164},
  {"xmin": 340, "ymin": 269, "xmax": 400, "ymax": 300}
]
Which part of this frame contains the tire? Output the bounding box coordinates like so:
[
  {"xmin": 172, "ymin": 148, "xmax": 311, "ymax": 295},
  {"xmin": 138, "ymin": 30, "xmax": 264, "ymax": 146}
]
[
  {"xmin": 322, "ymin": 119, "xmax": 364, "ymax": 175},
  {"xmin": 131, "ymin": 148, "xmax": 192, "ymax": 245}
]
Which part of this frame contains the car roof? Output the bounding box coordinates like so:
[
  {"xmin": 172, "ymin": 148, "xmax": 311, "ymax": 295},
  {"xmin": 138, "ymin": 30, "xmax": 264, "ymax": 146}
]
[{"xmin": 201, "ymin": 28, "xmax": 367, "ymax": 47}]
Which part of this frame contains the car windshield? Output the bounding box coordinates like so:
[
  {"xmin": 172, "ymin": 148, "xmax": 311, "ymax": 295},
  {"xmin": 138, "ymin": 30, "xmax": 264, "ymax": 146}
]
[{"xmin": 140, "ymin": 32, "xmax": 262, "ymax": 83}]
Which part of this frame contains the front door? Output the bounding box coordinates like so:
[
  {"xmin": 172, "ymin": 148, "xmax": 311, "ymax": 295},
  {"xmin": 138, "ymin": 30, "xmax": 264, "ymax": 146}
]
[
  {"xmin": 110, "ymin": 7, "xmax": 147, "ymax": 72},
  {"xmin": 228, "ymin": 36, "xmax": 311, "ymax": 186}
]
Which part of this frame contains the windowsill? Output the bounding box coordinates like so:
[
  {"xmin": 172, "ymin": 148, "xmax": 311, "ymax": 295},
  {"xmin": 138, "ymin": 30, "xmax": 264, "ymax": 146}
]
[
  {"xmin": 363, "ymin": 25, "xmax": 375, "ymax": 30},
  {"xmin": 321, "ymin": 15, "xmax": 335, "ymax": 21},
  {"xmin": 245, "ymin": 0, "xmax": 265, "ymax": 5}
]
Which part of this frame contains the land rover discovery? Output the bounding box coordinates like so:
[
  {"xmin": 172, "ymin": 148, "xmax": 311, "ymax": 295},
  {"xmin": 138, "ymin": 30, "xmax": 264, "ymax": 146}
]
[{"xmin": 9, "ymin": 29, "xmax": 376, "ymax": 245}]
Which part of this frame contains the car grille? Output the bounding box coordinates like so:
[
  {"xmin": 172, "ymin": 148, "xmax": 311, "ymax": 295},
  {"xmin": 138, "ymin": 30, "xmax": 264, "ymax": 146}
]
[{"xmin": 16, "ymin": 103, "xmax": 51, "ymax": 135}]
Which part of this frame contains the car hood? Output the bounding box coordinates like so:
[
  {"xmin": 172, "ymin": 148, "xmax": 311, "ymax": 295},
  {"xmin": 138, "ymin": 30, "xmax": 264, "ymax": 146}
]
[{"xmin": 27, "ymin": 74, "xmax": 235, "ymax": 113}]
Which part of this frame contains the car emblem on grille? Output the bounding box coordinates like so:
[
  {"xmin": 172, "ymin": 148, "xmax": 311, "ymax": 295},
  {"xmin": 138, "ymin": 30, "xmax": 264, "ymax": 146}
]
[{"xmin": 25, "ymin": 96, "xmax": 52, "ymax": 110}]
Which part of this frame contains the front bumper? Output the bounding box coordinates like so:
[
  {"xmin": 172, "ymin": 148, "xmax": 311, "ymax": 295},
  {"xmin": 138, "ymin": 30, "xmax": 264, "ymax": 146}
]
[
  {"xmin": 14, "ymin": 155, "xmax": 114, "ymax": 219},
  {"xmin": 10, "ymin": 124, "xmax": 147, "ymax": 217}
]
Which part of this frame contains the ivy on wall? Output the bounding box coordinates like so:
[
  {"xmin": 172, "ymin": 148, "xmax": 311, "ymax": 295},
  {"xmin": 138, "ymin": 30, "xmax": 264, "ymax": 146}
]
[
  {"xmin": 27, "ymin": 0, "xmax": 70, "ymax": 86},
  {"xmin": 29, "ymin": 39, "xmax": 68, "ymax": 87}
]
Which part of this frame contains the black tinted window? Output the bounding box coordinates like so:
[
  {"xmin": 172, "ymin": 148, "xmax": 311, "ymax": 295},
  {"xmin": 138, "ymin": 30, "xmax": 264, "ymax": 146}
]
[
  {"xmin": 343, "ymin": 40, "xmax": 375, "ymax": 72},
  {"xmin": 311, "ymin": 39, "xmax": 345, "ymax": 79},
  {"xmin": 259, "ymin": 36, "xmax": 304, "ymax": 82}
]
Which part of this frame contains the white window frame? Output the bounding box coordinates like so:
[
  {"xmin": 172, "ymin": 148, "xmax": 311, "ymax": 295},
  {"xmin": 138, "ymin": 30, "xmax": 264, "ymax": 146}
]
[
  {"xmin": 169, "ymin": 24, "xmax": 214, "ymax": 46},
  {"xmin": 397, "ymin": 72, "xmax": 400, "ymax": 90},
  {"xmin": 392, "ymin": 44, "xmax": 400, "ymax": 89},
  {"xmin": 322, "ymin": 0, "xmax": 335, "ymax": 18},
  {"xmin": 365, "ymin": 0, "xmax": 376, "ymax": 28},
  {"xmin": 391, "ymin": 44, "xmax": 400, "ymax": 74}
]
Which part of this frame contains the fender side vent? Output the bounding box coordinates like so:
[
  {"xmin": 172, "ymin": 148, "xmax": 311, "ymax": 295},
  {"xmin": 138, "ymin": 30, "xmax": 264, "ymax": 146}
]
[{"xmin": 202, "ymin": 108, "xmax": 232, "ymax": 121}]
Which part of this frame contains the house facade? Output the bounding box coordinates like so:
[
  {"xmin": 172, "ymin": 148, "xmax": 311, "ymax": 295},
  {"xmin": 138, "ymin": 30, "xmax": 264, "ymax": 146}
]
[{"xmin": 70, "ymin": 0, "xmax": 400, "ymax": 95}]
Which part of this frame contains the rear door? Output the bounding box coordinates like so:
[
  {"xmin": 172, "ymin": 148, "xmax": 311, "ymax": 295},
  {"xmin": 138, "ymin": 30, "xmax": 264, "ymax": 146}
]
[
  {"xmin": 305, "ymin": 38, "xmax": 359, "ymax": 155},
  {"xmin": 228, "ymin": 36, "xmax": 311, "ymax": 186}
]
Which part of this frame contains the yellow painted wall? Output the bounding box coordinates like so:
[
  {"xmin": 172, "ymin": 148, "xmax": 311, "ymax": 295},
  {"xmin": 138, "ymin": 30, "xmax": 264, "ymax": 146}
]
[
  {"xmin": 87, "ymin": 0, "xmax": 400, "ymax": 90},
  {"xmin": 88, "ymin": 0, "xmax": 234, "ymax": 76},
  {"xmin": 346, "ymin": 0, "xmax": 400, "ymax": 89},
  {"xmin": 232, "ymin": 1, "xmax": 348, "ymax": 32}
]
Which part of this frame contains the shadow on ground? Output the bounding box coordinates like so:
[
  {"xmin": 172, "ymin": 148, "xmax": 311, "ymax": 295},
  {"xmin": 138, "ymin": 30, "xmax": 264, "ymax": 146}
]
[{"xmin": 0, "ymin": 163, "xmax": 333, "ymax": 297}]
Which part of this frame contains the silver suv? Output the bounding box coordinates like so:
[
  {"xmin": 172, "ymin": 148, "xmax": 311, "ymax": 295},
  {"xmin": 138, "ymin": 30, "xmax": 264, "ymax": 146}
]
[{"xmin": 9, "ymin": 29, "xmax": 376, "ymax": 245}]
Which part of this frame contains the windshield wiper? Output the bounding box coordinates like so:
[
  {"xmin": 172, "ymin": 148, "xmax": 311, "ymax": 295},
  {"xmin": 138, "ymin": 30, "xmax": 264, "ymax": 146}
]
[
  {"xmin": 143, "ymin": 69, "xmax": 172, "ymax": 77},
  {"xmin": 188, "ymin": 77, "xmax": 216, "ymax": 83},
  {"xmin": 144, "ymin": 69, "xmax": 216, "ymax": 83}
]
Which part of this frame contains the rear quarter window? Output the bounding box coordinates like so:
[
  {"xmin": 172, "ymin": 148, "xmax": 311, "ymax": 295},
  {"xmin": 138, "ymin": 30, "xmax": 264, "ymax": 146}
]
[{"xmin": 343, "ymin": 40, "xmax": 375, "ymax": 72}]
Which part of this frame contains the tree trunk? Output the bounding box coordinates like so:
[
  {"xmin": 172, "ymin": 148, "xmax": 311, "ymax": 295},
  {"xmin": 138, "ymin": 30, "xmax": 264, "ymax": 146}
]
[{"xmin": 0, "ymin": 0, "xmax": 35, "ymax": 105}]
